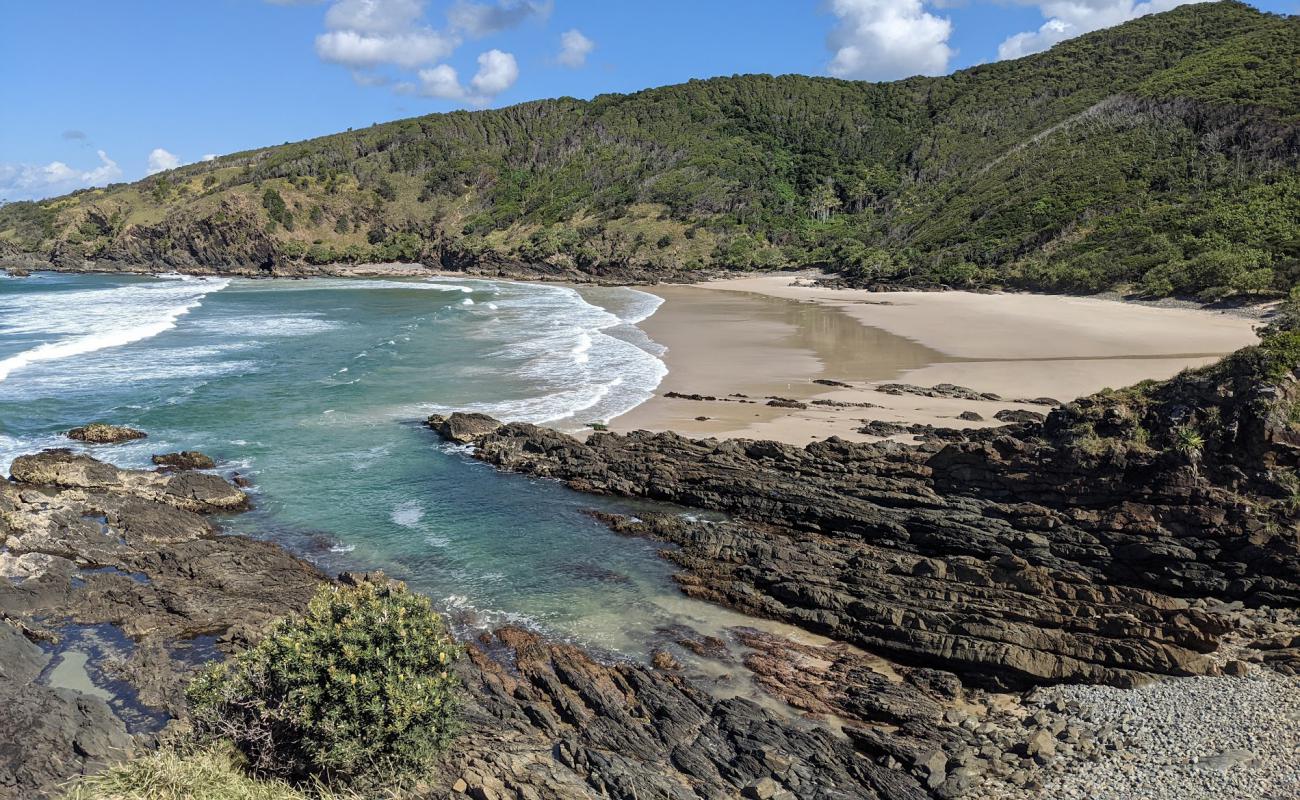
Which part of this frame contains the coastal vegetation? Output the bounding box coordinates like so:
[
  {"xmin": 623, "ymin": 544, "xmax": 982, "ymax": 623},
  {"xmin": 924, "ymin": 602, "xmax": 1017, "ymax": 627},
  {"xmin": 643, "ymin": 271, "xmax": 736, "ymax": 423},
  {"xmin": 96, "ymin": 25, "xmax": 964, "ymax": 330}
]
[
  {"xmin": 185, "ymin": 577, "xmax": 461, "ymax": 790},
  {"xmin": 2, "ymin": 2, "xmax": 1295, "ymax": 299}
]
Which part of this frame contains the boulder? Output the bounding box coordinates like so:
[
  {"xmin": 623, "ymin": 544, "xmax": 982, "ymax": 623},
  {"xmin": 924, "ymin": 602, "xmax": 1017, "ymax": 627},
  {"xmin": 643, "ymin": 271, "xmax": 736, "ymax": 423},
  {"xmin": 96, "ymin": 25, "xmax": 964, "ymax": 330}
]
[
  {"xmin": 66, "ymin": 423, "xmax": 146, "ymax": 444},
  {"xmin": 151, "ymin": 451, "xmax": 216, "ymax": 471},
  {"xmin": 427, "ymin": 412, "xmax": 503, "ymax": 444}
]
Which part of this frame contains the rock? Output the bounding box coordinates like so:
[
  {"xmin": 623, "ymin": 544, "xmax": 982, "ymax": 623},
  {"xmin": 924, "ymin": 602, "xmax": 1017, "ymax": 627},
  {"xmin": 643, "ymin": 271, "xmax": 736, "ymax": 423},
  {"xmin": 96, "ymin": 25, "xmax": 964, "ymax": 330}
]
[
  {"xmin": 426, "ymin": 412, "xmax": 503, "ymax": 444},
  {"xmin": 650, "ymin": 650, "xmax": 681, "ymax": 670},
  {"xmin": 1024, "ymin": 728, "xmax": 1057, "ymax": 760},
  {"xmin": 876, "ymin": 383, "xmax": 1002, "ymax": 402},
  {"xmin": 765, "ymin": 398, "xmax": 807, "ymax": 410},
  {"xmin": 958, "ymin": 410, "xmax": 985, "ymax": 422},
  {"xmin": 813, "ymin": 379, "xmax": 853, "ymax": 388},
  {"xmin": 151, "ymin": 451, "xmax": 216, "ymax": 470},
  {"xmin": 993, "ymin": 409, "xmax": 1046, "ymax": 424},
  {"xmin": 65, "ymin": 423, "xmax": 146, "ymax": 444},
  {"xmin": 742, "ymin": 777, "xmax": 780, "ymax": 799},
  {"xmin": 917, "ymin": 748, "xmax": 949, "ymax": 788},
  {"xmin": 0, "ymin": 450, "xmax": 320, "ymax": 798},
  {"xmin": 858, "ymin": 420, "xmax": 911, "ymax": 437}
]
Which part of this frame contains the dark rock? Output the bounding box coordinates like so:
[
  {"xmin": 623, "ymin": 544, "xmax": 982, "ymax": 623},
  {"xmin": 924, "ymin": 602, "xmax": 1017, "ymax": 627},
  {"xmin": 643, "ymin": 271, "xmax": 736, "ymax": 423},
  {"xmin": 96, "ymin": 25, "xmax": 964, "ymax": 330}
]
[
  {"xmin": 765, "ymin": 398, "xmax": 808, "ymax": 410},
  {"xmin": 993, "ymin": 409, "xmax": 1046, "ymax": 424},
  {"xmin": 958, "ymin": 411, "xmax": 985, "ymax": 422},
  {"xmin": 813, "ymin": 379, "xmax": 853, "ymax": 388},
  {"xmin": 877, "ymin": 383, "xmax": 1002, "ymax": 402},
  {"xmin": 66, "ymin": 423, "xmax": 147, "ymax": 444},
  {"xmin": 150, "ymin": 451, "xmax": 216, "ymax": 471}
]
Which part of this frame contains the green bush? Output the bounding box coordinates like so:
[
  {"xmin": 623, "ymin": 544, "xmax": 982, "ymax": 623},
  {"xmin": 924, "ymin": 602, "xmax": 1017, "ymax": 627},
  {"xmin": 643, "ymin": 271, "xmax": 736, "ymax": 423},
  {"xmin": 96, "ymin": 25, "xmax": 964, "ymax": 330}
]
[{"xmin": 186, "ymin": 577, "xmax": 461, "ymax": 788}]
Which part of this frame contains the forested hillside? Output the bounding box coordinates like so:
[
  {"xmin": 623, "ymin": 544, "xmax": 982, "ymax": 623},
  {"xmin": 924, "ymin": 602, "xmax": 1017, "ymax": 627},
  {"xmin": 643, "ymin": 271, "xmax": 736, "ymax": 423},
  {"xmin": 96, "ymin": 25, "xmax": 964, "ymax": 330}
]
[{"xmin": 2, "ymin": 1, "xmax": 1296, "ymax": 297}]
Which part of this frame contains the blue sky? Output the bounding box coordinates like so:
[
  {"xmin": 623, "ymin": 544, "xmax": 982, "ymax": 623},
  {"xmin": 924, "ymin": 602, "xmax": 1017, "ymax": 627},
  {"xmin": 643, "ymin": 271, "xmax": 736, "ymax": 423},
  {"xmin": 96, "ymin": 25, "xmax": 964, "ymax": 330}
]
[{"xmin": 1, "ymin": 0, "xmax": 1294, "ymax": 201}]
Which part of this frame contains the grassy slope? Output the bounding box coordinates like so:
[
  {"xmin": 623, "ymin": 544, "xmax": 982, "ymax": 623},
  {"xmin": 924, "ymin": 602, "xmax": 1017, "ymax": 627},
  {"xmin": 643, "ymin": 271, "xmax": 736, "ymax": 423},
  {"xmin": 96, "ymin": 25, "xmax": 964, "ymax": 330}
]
[{"xmin": 1, "ymin": 2, "xmax": 1295, "ymax": 296}]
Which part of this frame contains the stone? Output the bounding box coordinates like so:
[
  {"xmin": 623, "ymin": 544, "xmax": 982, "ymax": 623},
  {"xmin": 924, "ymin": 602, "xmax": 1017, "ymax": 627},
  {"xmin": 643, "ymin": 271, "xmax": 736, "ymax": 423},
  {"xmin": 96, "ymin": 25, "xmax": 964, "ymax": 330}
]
[
  {"xmin": 66, "ymin": 423, "xmax": 147, "ymax": 444},
  {"xmin": 426, "ymin": 412, "xmax": 503, "ymax": 444},
  {"xmin": 742, "ymin": 777, "xmax": 780, "ymax": 799},
  {"xmin": 151, "ymin": 450, "xmax": 216, "ymax": 470}
]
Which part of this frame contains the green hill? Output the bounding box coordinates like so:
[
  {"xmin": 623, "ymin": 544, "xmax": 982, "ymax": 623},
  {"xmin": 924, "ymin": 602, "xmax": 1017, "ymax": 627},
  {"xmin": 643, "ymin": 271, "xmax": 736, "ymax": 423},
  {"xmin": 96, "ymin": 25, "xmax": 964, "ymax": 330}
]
[{"xmin": 2, "ymin": 1, "xmax": 1296, "ymax": 297}]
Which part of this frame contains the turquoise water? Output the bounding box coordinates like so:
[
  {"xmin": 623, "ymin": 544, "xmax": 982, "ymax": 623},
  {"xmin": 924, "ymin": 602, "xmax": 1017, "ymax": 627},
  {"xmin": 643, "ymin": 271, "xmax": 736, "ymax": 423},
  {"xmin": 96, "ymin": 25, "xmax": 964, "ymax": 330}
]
[{"xmin": 0, "ymin": 271, "xmax": 735, "ymax": 657}]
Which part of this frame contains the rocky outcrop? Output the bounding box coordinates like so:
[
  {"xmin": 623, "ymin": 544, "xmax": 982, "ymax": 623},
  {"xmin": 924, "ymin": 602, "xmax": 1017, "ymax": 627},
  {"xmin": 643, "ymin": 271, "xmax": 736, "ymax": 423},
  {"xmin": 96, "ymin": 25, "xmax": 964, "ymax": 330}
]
[
  {"xmin": 0, "ymin": 451, "xmax": 322, "ymax": 798},
  {"xmin": 429, "ymin": 330, "xmax": 1300, "ymax": 692},
  {"xmin": 428, "ymin": 412, "xmax": 504, "ymax": 444},
  {"xmin": 151, "ymin": 451, "xmax": 216, "ymax": 471},
  {"xmin": 1, "ymin": 450, "xmax": 944, "ymax": 800},
  {"xmin": 66, "ymin": 423, "xmax": 146, "ymax": 444},
  {"xmin": 437, "ymin": 626, "xmax": 934, "ymax": 800}
]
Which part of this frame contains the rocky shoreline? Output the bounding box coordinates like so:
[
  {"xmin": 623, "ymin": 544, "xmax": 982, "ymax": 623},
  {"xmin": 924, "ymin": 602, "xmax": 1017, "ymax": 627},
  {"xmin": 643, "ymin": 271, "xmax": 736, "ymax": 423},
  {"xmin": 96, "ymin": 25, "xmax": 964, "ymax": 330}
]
[
  {"xmin": 0, "ymin": 447, "xmax": 932, "ymax": 799},
  {"xmin": 425, "ymin": 320, "xmax": 1300, "ymax": 798}
]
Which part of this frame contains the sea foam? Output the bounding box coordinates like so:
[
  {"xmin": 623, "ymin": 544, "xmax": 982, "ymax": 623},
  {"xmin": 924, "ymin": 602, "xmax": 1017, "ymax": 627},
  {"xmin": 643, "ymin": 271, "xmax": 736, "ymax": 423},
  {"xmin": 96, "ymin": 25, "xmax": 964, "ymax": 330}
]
[{"xmin": 0, "ymin": 278, "xmax": 229, "ymax": 383}]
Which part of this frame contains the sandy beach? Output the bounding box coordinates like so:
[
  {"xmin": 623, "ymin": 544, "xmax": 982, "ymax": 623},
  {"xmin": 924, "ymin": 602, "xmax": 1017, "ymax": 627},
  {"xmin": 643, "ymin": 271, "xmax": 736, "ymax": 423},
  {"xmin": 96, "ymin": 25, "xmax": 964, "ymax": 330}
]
[{"xmin": 610, "ymin": 274, "xmax": 1264, "ymax": 444}]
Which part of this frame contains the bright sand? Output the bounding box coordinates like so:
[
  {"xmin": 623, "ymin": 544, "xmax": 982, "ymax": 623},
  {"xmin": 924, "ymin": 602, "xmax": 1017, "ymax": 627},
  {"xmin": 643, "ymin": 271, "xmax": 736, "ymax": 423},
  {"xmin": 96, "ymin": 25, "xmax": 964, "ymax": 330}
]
[{"xmin": 609, "ymin": 275, "xmax": 1264, "ymax": 444}]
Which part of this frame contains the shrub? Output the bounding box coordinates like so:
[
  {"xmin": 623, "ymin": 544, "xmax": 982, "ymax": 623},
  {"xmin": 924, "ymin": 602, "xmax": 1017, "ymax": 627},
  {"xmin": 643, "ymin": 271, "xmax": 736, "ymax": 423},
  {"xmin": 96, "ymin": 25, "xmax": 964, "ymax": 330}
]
[{"xmin": 187, "ymin": 576, "xmax": 461, "ymax": 788}]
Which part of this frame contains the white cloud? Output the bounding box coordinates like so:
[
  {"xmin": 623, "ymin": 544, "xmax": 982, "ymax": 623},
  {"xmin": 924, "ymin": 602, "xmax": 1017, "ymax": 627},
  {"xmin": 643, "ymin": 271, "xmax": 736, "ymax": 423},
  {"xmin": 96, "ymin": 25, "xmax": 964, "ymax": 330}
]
[
  {"xmin": 0, "ymin": 150, "xmax": 122, "ymax": 202},
  {"xmin": 470, "ymin": 48, "xmax": 518, "ymax": 96},
  {"xmin": 313, "ymin": 0, "xmax": 459, "ymax": 69},
  {"xmin": 417, "ymin": 64, "xmax": 467, "ymax": 99},
  {"xmin": 315, "ymin": 28, "xmax": 457, "ymax": 68},
  {"xmin": 325, "ymin": 0, "xmax": 425, "ymax": 33},
  {"xmin": 556, "ymin": 28, "xmax": 594, "ymax": 68},
  {"xmin": 997, "ymin": 0, "xmax": 1203, "ymax": 60},
  {"xmin": 448, "ymin": 0, "xmax": 551, "ymax": 37},
  {"xmin": 146, "ymin": 148, "xmax": 181, "ymax": 176},
  {"xmin": 416, "ymin": 49, "xmax": 517, "ymax": 105},
  {"xmin": 826, "ymin": 0, "xmax": 954, "ymax": 81},
  {"xmin": 201, "ymin": 154, "xmax": 218, "ymax": 162}
]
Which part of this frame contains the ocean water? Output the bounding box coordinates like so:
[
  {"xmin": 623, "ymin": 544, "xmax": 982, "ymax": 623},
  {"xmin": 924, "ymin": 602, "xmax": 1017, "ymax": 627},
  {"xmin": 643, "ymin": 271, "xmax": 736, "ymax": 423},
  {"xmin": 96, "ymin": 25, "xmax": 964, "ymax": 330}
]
[{"xmin": 0, "ymin": 271, "xmax": 739, "ymax": 658}]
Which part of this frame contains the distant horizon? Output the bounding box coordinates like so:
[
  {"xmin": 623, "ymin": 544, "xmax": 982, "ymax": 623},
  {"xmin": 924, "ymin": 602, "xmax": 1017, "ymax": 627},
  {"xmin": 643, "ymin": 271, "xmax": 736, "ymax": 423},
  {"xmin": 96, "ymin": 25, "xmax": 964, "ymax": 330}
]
[{"xmin": 2, "ymin": 0, "xmax": 1295, "ymax": 203}]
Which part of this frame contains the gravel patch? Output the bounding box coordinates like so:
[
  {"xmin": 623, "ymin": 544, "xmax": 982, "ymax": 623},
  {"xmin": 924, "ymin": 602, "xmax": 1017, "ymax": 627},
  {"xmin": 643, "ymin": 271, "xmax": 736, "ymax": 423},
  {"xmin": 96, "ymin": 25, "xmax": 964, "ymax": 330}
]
[{"xmin": 979, "ymin": 671, "xmax": 1300, "ymax": 799}]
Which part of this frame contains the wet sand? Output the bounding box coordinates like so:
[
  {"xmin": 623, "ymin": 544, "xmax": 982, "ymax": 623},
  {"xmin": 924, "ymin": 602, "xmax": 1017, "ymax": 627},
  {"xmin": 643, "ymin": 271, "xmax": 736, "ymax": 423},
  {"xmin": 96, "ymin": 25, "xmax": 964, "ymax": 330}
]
[{"xmin": 611, "ymin": 275, "xmax": 1264, "ymax": 444}]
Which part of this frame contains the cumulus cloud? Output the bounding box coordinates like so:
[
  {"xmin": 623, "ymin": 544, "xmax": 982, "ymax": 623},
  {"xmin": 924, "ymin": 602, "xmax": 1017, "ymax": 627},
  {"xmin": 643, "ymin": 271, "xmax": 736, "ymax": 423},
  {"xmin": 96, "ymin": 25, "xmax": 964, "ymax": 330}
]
[
  {"xmin": 315, "ymin": 28, "xmax": 457, "ymax": 68},
  {"xmin": 416, "ymin": 64, "xmax": 467, "ymax": 99},
  {"xmin": 313, "ymin": 0, "xmax": 459, "ymax": 69},
  {"xmin": 0, "ymin": 150, "xmax": 122, "ymax": 202},
  {"xmin": 448, "ymin": 0, "xmax": 551, "ymax": 37},
  {"xmin": 556, "ymin": 28, "xmax": 594, "ymax": 68},
  {"xmin": 826, "ymin": 0, "xmax": 954, "ymax": 81},
  {"xmin": 414, "ymin": 49, "xmax": 517, "ymax": 104},
  {"xmin": 146, "ymin": 148, "xmax": 181, "ymax": 176},
  {"xmin": 201, "ymin": 154, "xmax": 219, "ymax": 162},
  {"xmin": 997, "ymin": 0, "xmax": 1203, "ymax": 60},
  {"xmin": 470, "ymin": 49, "xmax": 518, "ymax": 95}
]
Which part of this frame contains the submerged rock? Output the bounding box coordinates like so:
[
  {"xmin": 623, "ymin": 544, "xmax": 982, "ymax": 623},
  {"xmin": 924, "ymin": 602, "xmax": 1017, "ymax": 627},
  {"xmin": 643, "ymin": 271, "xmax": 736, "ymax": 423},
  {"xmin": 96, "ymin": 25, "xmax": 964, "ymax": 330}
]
[{"xmin": 66, "ymin": 423, "xmax": 147, "ymax": 444}]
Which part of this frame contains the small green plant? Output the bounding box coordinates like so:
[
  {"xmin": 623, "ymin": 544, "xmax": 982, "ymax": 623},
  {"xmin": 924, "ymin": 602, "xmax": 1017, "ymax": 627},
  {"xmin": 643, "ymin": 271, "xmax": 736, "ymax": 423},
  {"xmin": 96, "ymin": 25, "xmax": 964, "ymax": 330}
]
[
  {"xmin": 187, "ymin": 577, "xmax": 461, "ymax": 788},
  {"xmin": 586, "ymin": 421, "xmax": 609, "ymax": 431},
  {"xmin": 1172, "ymin": 424, "xmax": 1205, "ymax": 458}
]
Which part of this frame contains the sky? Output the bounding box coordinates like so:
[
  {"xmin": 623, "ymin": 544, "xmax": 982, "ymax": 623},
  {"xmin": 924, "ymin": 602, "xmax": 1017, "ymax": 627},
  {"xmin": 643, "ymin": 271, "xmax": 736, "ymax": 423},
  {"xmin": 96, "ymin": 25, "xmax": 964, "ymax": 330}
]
[{"xmin": 1, "ymin": 0, "xmax": 1294, "ymax": 202}]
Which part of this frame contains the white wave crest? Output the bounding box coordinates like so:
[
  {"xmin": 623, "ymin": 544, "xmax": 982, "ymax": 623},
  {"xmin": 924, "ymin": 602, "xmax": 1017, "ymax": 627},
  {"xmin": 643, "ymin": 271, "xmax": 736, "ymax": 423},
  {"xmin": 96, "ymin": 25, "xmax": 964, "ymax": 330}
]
[{"xmin": 0, "ymin": 278, "xmax": 229, "ymax": 383}]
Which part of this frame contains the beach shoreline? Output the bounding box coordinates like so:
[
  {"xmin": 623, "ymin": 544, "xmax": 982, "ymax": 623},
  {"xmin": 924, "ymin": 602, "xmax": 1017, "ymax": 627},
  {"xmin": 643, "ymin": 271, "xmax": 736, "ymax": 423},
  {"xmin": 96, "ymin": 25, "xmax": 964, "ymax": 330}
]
[{"xmin": 610, "ymin": 273, "xmax": 1265, "ymax": 444}]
